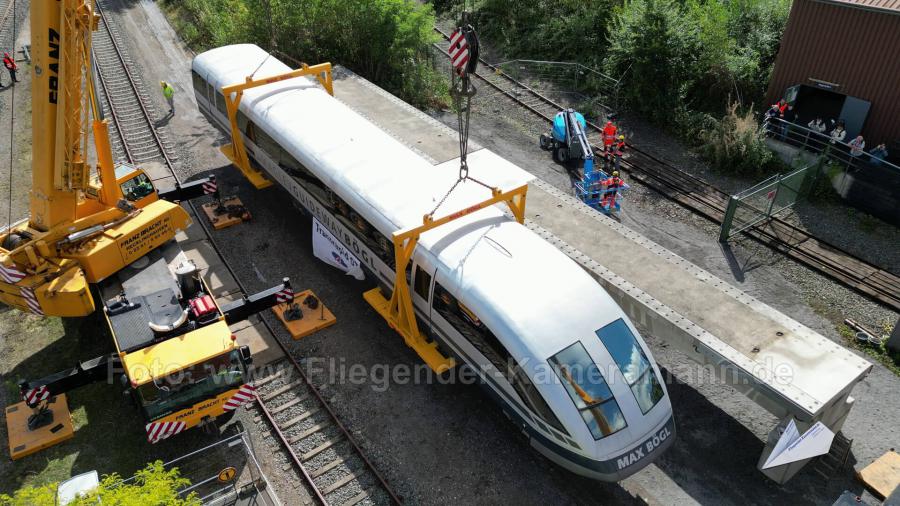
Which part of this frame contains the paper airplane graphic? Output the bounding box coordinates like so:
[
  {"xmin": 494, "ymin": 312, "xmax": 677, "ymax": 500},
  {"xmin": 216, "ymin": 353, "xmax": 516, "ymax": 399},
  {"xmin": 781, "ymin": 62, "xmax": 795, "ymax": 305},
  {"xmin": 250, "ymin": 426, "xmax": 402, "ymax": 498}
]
[{"xmin": 762, "ymin": 419, "xmax": 835, "ymax": 469}]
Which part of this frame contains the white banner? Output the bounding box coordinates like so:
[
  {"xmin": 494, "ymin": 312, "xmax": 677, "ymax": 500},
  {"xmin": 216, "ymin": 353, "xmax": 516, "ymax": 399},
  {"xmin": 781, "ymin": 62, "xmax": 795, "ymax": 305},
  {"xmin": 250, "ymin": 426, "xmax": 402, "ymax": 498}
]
[
  {"xmin": 762, "ymin": 419, "xmax": 835, "ymax": 469},
  {"xmin": 312, "ymin": 218, "xmax": 365, "ymax": 280}
]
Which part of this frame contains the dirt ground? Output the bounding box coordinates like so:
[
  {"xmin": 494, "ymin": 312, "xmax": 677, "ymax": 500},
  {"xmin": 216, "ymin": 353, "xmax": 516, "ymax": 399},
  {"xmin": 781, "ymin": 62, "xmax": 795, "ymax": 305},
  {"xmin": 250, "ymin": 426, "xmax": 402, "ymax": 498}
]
[{"xmin": 2, "ymin": 1, "xmax": 898, "ymax": 505}]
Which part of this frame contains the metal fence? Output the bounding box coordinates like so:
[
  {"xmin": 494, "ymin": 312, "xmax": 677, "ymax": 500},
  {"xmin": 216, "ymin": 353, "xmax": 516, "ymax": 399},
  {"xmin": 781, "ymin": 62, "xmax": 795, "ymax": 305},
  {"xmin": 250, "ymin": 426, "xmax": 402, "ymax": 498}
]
[
  {"xmin": 762, "ymin": 117, "xmax": 899, "ymax": 175},
  {"xmin": 719, "ymin": 159, "xmax": 822, "ymax": 242},
  {"xmin": 493, "ymin": 59, "xmax": 624, "ymax": 113},
  {"xmin": 117, "ymin": 432, "xmax": 281, "ymax": 506}
]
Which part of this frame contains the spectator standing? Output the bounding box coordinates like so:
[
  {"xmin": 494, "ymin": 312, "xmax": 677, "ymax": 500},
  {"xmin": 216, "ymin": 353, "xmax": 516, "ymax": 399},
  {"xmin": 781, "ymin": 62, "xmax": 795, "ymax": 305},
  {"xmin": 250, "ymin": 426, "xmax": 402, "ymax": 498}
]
[
  {"xmin": 849, "ymin": 135, "xmax": 865, "ymax": 156},
  {"xmin": 807, "ymin": 117, "xmax": 827, "ymax": 152},
  {"xmin": 765, "ymin": 102, "xmax": 783, "ymax": 137},
  {"xmin": 870, "ymin": 143, "xmax": 888, "ymax": 166},
  {"xmin": 781, "ymin": 104, "xmax": 796, "ymax": 142},
  {"xmin": 830, "ymin": 123, "xmax": 846, "ymax": 145},
  {"xmin": 848, "ymin": 135, "xmax": 866, "ymax": 169},
  {"xmin": 3, "ymin": 52, "xmax": 18, "ymax": 84}
]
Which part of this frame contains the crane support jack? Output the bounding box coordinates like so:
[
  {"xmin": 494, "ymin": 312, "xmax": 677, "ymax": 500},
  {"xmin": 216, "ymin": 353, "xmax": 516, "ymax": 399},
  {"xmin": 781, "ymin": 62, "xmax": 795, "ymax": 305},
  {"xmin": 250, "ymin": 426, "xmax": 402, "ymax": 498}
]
[
  {"xmin": 220, "ymin": 61, "xmax": 334, "ymax": 189},
  {"xmin": 363, "ymin": 184, "xmax": 528, "ymax": 373}
]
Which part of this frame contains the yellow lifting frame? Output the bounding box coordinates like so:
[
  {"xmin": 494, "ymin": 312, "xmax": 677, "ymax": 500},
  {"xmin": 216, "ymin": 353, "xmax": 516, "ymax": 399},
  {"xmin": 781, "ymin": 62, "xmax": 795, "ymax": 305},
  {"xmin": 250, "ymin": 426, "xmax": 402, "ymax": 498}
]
[
  {"xmin": 221, "ymin": 62, "xmax": 334, "ymax": 189},
  {"xmin": 364, "ymin": 184, "xmax": 528, "ymax": 373}
]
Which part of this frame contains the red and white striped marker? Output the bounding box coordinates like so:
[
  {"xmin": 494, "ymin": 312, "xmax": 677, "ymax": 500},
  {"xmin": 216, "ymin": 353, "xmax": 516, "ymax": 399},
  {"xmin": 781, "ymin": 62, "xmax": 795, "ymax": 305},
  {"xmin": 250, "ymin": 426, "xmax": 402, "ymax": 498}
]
[
  {"xmin": 20, "ymin": 287, "xmax": 43, "ymax": 315},
  {"xmin": 449, "ymin": 28, "xmax": 470, "ymax": 75},
  {"xmin": 0, "ymin": 262, "xmax": 26, "ymax": 284},
  {"xmin": 275, "ymin": 287, "xmax": 294, "ymax": 304},
  {"xmin": 145, "ymin": 420, "xmax": 187, "ymax": 444},
  {"xmin": 202, "ymin": 179, "xmax": 217, "ymax": 195},
  {"xmin": 222, "ymin": 383, "xmax": 256, "ymax": 411},
  {"xmin": 24, "ymin": 385, "xmax": 50, "ymax": 405}
]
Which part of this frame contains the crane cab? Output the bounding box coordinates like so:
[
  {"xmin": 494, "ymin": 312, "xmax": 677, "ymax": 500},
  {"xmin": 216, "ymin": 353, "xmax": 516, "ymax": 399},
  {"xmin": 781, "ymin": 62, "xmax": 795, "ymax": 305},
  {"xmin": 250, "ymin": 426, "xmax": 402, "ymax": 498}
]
[{"xmin": 115, "ymin": 163, "xmax": 160, "ymax": 209}]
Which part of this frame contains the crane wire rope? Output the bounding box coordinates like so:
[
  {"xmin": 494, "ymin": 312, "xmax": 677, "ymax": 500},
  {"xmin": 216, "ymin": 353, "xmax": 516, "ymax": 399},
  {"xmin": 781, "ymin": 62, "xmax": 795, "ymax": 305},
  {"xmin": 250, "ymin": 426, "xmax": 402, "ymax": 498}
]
[{"xmin": 6, "ymin": 0, "xmax": 16, "ymax": 235}]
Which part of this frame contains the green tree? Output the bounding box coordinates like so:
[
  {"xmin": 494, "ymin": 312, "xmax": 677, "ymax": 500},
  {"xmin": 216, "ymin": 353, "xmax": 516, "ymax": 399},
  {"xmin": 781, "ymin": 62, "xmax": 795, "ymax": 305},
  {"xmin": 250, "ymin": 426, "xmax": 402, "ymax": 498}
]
[
  {"xmin": 165, "ymin": 0, "xmax": 446, "ymax": 108},
  {"xmin": 0, "ymin": 461, "xmax": 199, "ymax": 506},
  {"xmin": 604, "ymin": 0, "xmax": 699, "ymax": 122}
]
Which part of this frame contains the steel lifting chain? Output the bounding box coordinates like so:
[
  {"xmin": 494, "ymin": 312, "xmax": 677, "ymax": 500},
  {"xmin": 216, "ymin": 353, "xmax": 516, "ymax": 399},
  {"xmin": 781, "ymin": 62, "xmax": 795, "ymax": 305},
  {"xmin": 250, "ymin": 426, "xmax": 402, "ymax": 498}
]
[{"xmin": 431, "ymin": 14, "xmax": 481, "ymax": 218}]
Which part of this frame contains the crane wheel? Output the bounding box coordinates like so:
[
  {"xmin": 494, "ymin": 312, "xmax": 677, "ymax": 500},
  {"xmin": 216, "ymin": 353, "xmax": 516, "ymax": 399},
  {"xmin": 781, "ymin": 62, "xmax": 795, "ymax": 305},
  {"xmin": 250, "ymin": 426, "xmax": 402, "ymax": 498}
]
[
  {"xmin": 539, "ymin": 134, "xmax": 551, "ymax": 151},
  {"xmin": 558, "ymin": 147, "xmax": 569, "ymax": 163}
]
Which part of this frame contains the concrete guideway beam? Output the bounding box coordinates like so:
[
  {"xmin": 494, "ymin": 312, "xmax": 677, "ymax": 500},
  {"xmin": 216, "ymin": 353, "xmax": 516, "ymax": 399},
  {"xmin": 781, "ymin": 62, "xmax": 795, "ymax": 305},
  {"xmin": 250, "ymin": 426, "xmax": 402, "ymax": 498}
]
[{"xmin": 521, "ymin": 178, "xmax": 872, "ymax": 483}]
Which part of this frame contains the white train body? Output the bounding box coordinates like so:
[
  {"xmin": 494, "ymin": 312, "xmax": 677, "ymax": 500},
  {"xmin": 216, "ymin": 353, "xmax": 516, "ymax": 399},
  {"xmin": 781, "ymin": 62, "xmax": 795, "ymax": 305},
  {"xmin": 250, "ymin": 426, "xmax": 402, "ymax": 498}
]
[{"xmin": 192, "ymin": 44, "xmax": 675, "ymax": 480}]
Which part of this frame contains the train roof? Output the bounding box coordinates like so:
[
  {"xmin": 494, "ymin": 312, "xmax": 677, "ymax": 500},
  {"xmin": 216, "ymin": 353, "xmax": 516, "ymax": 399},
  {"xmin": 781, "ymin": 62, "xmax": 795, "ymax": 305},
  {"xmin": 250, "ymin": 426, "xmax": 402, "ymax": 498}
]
[
  {"xmin": 192, "ymin": 44, "xmax": 634, "ymax": 359},
  {"xmin": 192, "ymin": 44, "xmax": 530, "ymax": 234}
]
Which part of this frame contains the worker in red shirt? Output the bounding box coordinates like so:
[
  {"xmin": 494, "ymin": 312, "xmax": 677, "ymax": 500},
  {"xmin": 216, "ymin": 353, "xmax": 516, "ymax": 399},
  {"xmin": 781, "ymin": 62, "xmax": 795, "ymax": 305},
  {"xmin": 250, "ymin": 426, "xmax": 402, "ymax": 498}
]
[
  {"xmin": 602, "ymin": 120, "xmax": 618, "ymax": 170},
  {"xmin": 613, "ymin": 134, "xmax": 626, "ymax": 171},
  {"xmin": 601, "ymin": 170, "xmax": 630, "ymax": 213},
  {"xmin": 3, "ymin": 52, "xmax": 18, "ymax": 84}
]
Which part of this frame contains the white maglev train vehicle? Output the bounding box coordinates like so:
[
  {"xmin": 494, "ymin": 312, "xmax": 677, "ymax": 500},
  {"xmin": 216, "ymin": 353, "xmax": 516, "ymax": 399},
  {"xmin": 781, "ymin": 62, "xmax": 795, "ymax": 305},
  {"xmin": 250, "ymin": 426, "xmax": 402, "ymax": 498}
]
[{"xmin": 192, "ymin": 44, "xmax": 675, "ymax": 480}]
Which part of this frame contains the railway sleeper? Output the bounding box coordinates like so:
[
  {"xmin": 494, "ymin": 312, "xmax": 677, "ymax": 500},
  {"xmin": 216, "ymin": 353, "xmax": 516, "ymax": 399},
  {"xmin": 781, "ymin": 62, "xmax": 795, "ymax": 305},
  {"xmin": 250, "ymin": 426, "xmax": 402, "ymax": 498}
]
[
  {"xmin": 301, "ymin": 434, "xmax": 344, "ymax": 461},
  {"xmin": 279, "ymin": 407, "xmax": 321, "ymax": 431},
  {"xmin": 261, "ymin": 380, "xmax": 303, "ymax": 402},
  {"xmin": 320, "ymin": 470, "xmax": 362, "ymax": 496},
  {"xmin": 268, "ymin": 393, "xmax": 309, "ymax": 414}
]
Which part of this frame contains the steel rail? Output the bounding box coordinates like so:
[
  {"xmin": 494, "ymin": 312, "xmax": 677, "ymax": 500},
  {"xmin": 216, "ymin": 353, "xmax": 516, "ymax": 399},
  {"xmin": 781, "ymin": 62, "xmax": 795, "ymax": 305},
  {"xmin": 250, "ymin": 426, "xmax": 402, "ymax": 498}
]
[
  {"xmin": 433, "ymin": 26, "xmax": 900, "ymax": 312},
  {"xmin": 93, "ymin": 2, "xmax": 401, "ymax": 503}
]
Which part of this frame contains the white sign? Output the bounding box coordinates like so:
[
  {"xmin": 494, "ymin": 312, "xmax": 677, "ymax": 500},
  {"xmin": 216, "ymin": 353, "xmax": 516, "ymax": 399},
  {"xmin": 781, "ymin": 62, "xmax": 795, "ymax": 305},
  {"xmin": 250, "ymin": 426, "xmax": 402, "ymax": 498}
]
[
  {"xmin": 312, "ymin": 218, "xmax": 365, "ymax": 281},
  {"xmin": 762, "ymin": 419, "xmax": 835, "ymax": 469}
]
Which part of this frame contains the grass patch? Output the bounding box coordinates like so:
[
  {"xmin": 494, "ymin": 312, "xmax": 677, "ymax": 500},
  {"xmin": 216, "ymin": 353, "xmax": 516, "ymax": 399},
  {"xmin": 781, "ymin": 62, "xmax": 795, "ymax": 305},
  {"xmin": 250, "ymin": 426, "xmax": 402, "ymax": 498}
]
[
  {"xmin": 837, "ymin": 323, "xmax": 900, "ymax": 376},
  {"xmin": 0, "ymin": 309, "xmax": 224, "ymax": 496}
]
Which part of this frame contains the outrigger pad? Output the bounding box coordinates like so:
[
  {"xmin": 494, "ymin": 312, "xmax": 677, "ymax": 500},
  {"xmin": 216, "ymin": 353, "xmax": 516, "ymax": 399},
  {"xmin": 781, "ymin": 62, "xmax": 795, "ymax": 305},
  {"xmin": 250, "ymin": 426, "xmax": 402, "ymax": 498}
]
[
  {"xmin": 272, "ymin": 289, "xmax": 336, "ymax": 340},
  {"xmin": 201, "ymin": 196, "xmax": 251, "ymax": 230},
  {"xmin": 857, "ymin": 451, "xmax": 900, "ymax": 500},
  {"xmin": 6, "ymin": 395, "xmax": 75, "ymax": 460}
]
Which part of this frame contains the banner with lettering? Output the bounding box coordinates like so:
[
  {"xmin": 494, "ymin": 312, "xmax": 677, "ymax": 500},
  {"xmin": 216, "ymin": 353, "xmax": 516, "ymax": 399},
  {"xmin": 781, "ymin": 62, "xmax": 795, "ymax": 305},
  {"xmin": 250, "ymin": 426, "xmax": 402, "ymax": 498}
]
[{"xmin": 312, "ymin": 218, "xmax": 365, "ymax": 280}]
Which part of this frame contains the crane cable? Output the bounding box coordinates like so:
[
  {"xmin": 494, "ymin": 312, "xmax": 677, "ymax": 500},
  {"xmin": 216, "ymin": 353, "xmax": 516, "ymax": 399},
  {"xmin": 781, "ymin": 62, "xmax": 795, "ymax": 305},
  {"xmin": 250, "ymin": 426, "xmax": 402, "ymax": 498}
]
[
  {"xmin": 6, "ymin": 0, "xmax": 17, "ymax": 236},
  {"xmin": 429, "ymin": 13, "xmax": 484, "ymax": 218}
]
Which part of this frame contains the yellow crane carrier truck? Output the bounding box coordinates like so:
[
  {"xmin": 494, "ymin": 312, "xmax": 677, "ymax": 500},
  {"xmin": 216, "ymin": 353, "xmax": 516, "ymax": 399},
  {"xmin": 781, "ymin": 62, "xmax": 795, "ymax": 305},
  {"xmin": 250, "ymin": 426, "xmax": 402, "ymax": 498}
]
[{"xmin": 1, "ymin": 0, "xmax": 289, "ymax": 458}]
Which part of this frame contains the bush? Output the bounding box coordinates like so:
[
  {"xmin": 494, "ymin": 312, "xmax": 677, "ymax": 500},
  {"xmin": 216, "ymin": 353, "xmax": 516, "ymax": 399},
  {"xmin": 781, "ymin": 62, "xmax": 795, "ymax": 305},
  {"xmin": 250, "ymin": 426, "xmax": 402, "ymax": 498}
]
[
  {"xmin": 0, "ymin": 461, "xmax": 198, "ymax": 506},
  {"xmin": 437, "ymin": 0, "xmax": 791, "ymax": 123},
  {"xmin": 696, "ymin": 102, "xmax": 780, "ymax": 176},
  {"xmin": 604, "ymin": 0, "xmax": 699, "ymax": 123},
  {"xmin": 163, "ymin": 0, "xmax": 447, "ymax": 109}
]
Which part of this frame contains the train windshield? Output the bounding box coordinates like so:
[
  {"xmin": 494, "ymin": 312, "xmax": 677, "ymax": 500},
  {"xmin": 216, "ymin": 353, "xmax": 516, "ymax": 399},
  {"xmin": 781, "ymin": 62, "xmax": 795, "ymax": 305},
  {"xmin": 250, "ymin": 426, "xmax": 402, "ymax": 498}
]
[
  {"xmin": 136, "ymin": 350, "xmax": 245, "ymax": 420},
  {"xmin": 549, "ymin": 342, "xmax": 627, "ymax": 439},
  {"xmin": 596, "ymin": 319, "xmax": 665, "ymax": 414}
]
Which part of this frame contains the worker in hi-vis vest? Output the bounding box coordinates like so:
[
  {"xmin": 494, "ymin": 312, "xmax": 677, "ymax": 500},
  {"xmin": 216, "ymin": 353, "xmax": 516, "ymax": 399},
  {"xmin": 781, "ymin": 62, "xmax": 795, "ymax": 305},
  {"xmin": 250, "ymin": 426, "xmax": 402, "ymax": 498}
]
[{"xmin": 161, "ymin": 81, "xmax": 175, "ymax": 114}]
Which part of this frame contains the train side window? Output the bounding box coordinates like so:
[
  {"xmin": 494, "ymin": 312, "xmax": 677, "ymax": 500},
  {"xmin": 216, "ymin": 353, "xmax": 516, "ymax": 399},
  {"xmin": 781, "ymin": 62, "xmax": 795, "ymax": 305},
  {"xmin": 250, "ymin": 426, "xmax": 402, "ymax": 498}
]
[
  {"xmin": 191, "ymin": 70, "xmax": 205, "ymax": 96},
  {"xmin": 215, "ymin": 91, "xmax": 227, "ymax": 116},
  {"xmin": 432, "ymin": 282, "xmax": 567, "ymax": 434},
  {"xmin": 413, "ymin": 267, "xmax": 431, "ymax": 300}
]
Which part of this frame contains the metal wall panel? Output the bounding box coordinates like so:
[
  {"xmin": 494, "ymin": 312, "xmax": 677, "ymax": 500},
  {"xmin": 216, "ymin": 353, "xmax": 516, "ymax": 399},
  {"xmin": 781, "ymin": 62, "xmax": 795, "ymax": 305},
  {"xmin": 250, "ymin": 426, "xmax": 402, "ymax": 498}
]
[{"xmin": 766, "ymin": 0, "xmax": 900, "ymax": 145}]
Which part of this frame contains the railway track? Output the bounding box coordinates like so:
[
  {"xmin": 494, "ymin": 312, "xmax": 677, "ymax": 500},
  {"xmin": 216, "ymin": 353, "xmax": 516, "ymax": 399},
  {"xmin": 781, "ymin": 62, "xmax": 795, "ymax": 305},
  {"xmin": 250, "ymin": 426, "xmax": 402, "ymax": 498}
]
[
  {"xmin": 93, "ymin": 2, "xmax": 400, "ymax": 504},
  {"xmin": 434, "ymin": 27, "xmax": 900, "ymax": 312}
]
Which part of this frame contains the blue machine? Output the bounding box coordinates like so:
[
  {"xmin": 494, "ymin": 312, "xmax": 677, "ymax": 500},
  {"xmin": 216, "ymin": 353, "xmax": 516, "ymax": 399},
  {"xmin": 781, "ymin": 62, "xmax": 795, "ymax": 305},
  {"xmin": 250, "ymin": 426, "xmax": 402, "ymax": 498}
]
[
  {"xmin": 540, "ymin": 109, "xmax": 593, "ymax": 173},
  {"xmin": 540, "ymin": 109, "xmax": 627, "ymax": 215}
]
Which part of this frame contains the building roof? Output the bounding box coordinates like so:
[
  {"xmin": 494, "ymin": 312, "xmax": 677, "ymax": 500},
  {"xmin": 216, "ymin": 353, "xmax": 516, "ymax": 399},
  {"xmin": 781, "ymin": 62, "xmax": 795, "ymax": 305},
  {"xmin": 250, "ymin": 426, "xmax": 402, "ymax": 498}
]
[{"xmin": 815, "ymin": 0, "xmax": 900, "ymax": 14}]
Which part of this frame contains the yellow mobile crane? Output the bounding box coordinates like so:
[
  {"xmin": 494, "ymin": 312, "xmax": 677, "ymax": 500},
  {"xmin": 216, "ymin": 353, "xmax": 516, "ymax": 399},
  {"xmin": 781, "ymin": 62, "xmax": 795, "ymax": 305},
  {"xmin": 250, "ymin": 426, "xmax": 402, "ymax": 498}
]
[{"xmin": 3, "ymin": 0, "xmax": 288, "ymax": 458}]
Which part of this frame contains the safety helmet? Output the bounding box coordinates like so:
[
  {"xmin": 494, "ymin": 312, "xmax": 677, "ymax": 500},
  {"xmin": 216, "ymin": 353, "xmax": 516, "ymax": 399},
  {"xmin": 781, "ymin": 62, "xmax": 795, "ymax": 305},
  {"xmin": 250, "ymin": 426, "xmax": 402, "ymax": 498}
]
[
  {"xmin": 618, "ymin": 135, "xmax": 625, "ymax": 140},
  {"xmin": 612, "ymin": 171, "xmax": 619, "ymax": 177}
]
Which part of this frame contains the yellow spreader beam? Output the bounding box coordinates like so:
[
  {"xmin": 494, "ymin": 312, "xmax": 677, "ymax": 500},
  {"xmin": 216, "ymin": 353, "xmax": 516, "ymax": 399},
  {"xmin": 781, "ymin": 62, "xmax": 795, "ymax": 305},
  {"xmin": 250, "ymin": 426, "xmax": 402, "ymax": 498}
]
[
  {"xmin": 365, "ymin": 184, "xmax": 528, "ymax": 373},
  {"xmin": 221, "ymin": 62, "xmax": 334, "ymax": 189}
]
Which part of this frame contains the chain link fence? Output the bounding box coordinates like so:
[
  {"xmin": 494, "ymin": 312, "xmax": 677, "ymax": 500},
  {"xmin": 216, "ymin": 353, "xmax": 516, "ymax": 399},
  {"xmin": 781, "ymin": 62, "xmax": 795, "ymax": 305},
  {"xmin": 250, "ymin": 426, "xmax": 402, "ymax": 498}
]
[
  {"xmin": 719, "ymin": 159, "xmax": 822, "ymax": 242},
  {"xmin": 118, "ymin": 432, "xmax": 281, "ymax": 506}
]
